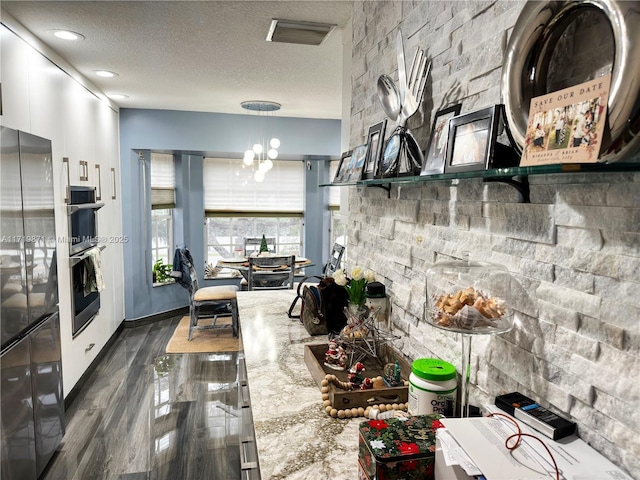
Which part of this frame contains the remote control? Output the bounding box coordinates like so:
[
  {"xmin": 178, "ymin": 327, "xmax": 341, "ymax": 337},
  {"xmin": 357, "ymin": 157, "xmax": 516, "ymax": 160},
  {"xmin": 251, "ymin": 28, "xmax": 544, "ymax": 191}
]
[{"xmin": 495, "ymin": 392, "xmax": 576, "ymax": 440}]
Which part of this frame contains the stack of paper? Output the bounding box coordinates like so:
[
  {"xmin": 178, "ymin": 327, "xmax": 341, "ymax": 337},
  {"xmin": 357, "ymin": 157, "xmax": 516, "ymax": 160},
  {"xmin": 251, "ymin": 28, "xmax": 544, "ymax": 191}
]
[{"xmin": 437, "ymin": 406, "xmax": 633, "ymax": 480}]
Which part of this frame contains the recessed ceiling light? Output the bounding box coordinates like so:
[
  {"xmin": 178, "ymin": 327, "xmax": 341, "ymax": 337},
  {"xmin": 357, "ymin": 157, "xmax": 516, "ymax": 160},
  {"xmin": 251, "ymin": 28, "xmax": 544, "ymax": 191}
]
[
  {"xmin": 52, "ymin": 29, "xmax": 85, "ymax": 41},
  {"xmin": 107, "ymin": 94, "xmax": 129, "ymax": 100},
  {"xmin": 94, "ymin": 70, "xmax": 118, "ymax": 78}
]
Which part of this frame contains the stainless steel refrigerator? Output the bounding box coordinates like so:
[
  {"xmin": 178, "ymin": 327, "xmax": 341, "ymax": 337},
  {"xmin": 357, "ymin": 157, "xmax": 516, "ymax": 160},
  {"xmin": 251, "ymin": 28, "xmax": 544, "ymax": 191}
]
[{"xmin": 1, "ymin": 126, "xmax": 64, "ymax": 479}]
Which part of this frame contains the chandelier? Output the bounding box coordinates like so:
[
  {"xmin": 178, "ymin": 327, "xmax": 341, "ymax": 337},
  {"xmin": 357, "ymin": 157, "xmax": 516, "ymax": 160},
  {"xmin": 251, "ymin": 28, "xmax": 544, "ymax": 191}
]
[{"xmin": 241, "ymin": 100, "xmax": 281, "ymax": 182}]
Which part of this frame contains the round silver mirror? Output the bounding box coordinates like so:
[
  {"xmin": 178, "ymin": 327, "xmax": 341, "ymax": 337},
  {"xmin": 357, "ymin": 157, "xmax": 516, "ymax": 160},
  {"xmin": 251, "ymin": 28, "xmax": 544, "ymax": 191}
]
[{"xmin": 501, "ymin": 0, "xmax": 640, "ymax": 163}]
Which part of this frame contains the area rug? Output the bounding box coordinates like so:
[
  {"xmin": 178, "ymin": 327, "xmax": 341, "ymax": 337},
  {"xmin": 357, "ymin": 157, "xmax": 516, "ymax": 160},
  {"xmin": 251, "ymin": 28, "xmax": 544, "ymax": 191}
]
[{"xmin": 165, "ymin": 316, "xmax": 241, "ymax": 353}]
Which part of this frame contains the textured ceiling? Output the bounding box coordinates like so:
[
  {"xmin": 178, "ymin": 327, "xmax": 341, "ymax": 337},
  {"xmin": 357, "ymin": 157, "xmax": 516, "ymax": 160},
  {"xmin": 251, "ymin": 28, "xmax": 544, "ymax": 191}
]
[{"xmin": 1, "ymin": 0, "xmax": 354, "ymax": 119}]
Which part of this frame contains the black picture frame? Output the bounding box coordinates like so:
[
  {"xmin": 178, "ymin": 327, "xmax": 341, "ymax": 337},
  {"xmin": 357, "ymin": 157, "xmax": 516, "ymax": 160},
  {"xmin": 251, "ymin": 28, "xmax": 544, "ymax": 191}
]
[
  {"xmin": 362, "ymin": 120, "xmax": 387, "ymax": 179},
  {"xmin": 421, "ymin": 104, "xmax": 462, "ymax": 176},
  {"xmin": 333, "ymin": 150, "xmax": 352, "ymax": 184},
  {"xmin": 444, "ymin": 105, "xmax": 508, "ymax": 174}
]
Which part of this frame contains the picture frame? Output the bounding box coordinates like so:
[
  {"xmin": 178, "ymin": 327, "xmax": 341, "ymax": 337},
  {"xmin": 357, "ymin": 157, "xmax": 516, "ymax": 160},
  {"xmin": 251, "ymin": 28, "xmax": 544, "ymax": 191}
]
[
  {"xmin": 444, "ymin": 104, "xmax": 518, "ymax": 174},
  {"xmin": 342, "ymin": 144, "xmax": 368, "ymax": 183},
  {"xmin": 362, "ymin": 120, "xmax": 387, "ymax": 179},
  {"xmin": 421, "ymin": 104, "xmax": 462, "ymax": 176},
  {"xmin": 519, "ymin": 73, "xmax": 611, "ymax": 166},
  {"xmin": 333, "ymin": 150, "xmax": 352, "ymax": 184}
]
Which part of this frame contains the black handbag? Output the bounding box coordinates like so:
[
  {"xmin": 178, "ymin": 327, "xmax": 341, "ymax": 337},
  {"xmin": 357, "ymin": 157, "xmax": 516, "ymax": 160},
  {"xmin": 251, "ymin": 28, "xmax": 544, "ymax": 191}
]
[
  {"xmin": 298, "ymin": 276, "xmax": 349, "ymax": 336},
  {"xmin": 301, "ymin": 283, "xmax": 327, "ymax": 336}
]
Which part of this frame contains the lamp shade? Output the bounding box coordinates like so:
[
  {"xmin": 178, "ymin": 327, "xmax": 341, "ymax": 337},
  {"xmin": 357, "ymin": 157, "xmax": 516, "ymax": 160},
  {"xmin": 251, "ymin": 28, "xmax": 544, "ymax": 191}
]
[{"xmin": 243, "ymin": 150, "xmax": 255, "ymax": 165}]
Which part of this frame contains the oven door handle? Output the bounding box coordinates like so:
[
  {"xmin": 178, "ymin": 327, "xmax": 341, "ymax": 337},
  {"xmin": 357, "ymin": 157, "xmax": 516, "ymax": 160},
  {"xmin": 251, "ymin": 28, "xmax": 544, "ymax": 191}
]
[
  {"xmin": 70, "ymin": 244, "xmax": 106, "ymax": 267},
  {"xmin": 66, "ymin": 202, "xmax": 105, "ymax": 215}
]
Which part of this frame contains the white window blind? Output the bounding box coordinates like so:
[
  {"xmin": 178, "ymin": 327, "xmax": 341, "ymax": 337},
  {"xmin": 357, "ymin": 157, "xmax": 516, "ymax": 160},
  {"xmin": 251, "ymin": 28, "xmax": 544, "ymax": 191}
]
[
  {"xmin": 150, "ymin": 153, "xmax": 175, "ymax": 209},
  {"xmin": 329, "ymin": 159, "xmax": 340, "ymax": 207},
  {"xmin": 204, "ymin": 158, "xmax": 304, "ymax": 212}
]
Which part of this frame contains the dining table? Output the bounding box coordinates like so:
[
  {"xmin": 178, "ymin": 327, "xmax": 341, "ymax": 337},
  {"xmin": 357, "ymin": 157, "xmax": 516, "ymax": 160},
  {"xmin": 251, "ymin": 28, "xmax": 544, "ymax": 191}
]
[{"xmin": 216, "ymin": 255, "xmax": 314, "ymax": 281}]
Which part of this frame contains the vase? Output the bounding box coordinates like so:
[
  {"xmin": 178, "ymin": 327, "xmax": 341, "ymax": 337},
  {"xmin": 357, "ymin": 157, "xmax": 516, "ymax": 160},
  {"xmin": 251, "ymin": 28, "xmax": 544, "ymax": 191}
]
[{"xmin": 346, "ymin": 302, "xmax": 368, "ymax": 323}]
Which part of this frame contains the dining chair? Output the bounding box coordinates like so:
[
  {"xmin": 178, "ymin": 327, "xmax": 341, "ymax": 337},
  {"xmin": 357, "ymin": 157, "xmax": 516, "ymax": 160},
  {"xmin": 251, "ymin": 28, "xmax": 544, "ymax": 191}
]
[
  {"xmin": 244, "ymin": 237, "xmax": 276, "ymax": 256},
  {"xmin": 247, "ymin": 255, "xmax": 295, "ymax": 290},
  {"xmin": 324, "ymin": 243, "xmax": 345, "ymax": 277},
  {"xmin": 173, "ymin": 246, "xmax": 239, "ymax": 339}
]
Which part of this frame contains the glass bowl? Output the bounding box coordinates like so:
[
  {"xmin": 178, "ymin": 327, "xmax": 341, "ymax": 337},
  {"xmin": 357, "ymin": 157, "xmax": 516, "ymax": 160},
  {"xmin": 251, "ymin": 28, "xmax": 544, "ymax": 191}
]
[{"xmin": 425, "ymin": 259, "xmax": 515, "ymax": 335}]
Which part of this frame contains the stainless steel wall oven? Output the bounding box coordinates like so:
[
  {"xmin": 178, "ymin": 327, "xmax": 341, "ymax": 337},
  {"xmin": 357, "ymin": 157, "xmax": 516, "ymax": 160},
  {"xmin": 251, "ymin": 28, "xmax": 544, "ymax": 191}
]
[
  {"xmin": 68, "ymin": 186, "xmax": 103, "ymax": 255},
  {"xmin": 67, "ymin": 186, "xmax": 104, "ymax": 336}
]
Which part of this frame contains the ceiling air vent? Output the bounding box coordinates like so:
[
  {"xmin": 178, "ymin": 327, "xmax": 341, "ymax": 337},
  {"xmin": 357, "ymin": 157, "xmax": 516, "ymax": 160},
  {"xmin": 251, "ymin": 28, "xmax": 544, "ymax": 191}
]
[{"xmin": 266, "ymin": 19, "xmax": 336, "ymax": 46}]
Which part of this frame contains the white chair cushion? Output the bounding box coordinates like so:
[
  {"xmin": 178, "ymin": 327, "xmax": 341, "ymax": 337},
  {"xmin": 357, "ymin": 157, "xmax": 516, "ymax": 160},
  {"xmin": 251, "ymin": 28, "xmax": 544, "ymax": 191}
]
[
  {"xmin": 1, "ymin": 292, "xmax": 46, "ymax": 309},
  {"xmin": 194, "ymin": 285, "xmax": 238, "ymax": 302}
]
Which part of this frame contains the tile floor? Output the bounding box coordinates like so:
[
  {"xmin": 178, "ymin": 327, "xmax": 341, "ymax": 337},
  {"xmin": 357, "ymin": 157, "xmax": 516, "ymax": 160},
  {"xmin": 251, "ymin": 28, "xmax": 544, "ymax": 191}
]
[{"xmin": 41, "ymin": 316, "xmax": 242, "ymax": 480}]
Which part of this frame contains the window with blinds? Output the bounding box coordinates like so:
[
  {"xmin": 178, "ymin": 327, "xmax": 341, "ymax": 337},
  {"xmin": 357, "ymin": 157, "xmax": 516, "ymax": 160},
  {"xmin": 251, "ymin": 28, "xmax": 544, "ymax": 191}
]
[
  {"xmin": 150, "ymin": 153, "xmax": 175, "ymax": 284},
  {"xmin": 203, "ymin": 158, "xmax": 305, "ymax": 277},
  {"xmin": 150, "ymin": 153, "xmax": 175, "ymax": 209},
  {"xmin": 203, "ymin": 158, "xmax": 303, "ymax": 213}
]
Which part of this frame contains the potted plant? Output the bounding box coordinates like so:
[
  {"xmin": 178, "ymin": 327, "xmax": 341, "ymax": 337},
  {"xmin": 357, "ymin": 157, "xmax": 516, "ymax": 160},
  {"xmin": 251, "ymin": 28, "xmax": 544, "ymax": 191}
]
[{"xmin": 152, "ymin": 258, "xmax": 173, "ymax": 284}]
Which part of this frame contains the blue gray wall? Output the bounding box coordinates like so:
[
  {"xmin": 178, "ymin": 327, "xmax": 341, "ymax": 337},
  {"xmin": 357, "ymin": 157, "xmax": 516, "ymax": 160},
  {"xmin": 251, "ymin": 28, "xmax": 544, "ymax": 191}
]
[{"xmin": 119, "ymin": 109, "xmax": 340, "ymax": 321}]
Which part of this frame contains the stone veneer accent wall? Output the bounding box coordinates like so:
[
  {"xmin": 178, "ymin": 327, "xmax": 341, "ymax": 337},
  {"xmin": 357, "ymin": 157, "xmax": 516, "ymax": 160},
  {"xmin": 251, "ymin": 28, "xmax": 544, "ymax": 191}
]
[{"xmin": 346, "ymin": 1, "xmax": 639, "ymax": 477}]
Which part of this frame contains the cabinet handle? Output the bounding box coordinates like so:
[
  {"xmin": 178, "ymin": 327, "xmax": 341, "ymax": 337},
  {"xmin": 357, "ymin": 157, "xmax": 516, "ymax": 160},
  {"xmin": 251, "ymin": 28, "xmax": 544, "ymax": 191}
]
[
  {"xmin": 111, "ymin": 167, "xmax": 117, "ymax": 199},
  {"xmin": 85, "ymin": 343, "xmax": 95, "ymax": 352},
  {"xmin": 241, "ymin": 384, "xmax": 250, "ymax": 408},
  {"xmin": 95, "ymin": 164, "xmax": 102, "ymax": 200},
  {"xmin": 63, "ymin": 157, "xmax": 71, "ymax": 203},
  {"xmin": 79, "ymin": 160, "xmax": 88, "ymax": 181}
]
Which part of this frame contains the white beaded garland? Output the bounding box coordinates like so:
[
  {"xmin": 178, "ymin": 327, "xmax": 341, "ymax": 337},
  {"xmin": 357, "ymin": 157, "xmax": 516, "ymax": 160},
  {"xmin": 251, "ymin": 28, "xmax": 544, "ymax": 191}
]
[{"xmin": 321, "ymin": 373, "xmax": 408, "ymax": 420}]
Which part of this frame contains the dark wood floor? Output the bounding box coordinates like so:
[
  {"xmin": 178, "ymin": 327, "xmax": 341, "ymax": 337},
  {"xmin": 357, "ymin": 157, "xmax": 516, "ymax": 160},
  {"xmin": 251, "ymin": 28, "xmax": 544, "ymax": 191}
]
[{"xmin": 42, "ymin": 315, "xmax": 241, "ymax": 480}]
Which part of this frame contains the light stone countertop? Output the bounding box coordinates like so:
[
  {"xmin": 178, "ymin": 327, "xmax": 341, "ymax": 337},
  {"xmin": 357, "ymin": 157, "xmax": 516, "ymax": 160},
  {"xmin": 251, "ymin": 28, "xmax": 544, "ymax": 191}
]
[{"xmin": 237, "ymin": 290, "xmax": 362, "ymax": 480}]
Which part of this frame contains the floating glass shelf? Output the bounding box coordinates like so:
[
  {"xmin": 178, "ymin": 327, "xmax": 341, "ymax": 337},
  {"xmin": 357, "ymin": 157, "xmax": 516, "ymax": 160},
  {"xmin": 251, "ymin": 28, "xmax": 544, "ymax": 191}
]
[{"xmin": 321, "ymin": 161, "xmax": 640, "ymax": 202}]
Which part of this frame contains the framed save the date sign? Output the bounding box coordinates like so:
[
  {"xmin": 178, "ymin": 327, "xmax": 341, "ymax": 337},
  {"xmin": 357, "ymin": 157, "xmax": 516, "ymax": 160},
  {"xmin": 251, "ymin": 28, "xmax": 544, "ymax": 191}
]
[{"xmin": 520, "ymin": 73, "xmax": 611, "ymax": 166}]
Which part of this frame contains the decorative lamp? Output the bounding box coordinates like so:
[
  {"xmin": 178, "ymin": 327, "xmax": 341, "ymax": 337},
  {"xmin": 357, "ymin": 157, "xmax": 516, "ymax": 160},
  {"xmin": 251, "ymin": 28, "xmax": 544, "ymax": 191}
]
[{"xmin": 241, "ymin": 100, "xmax": 282, "ymax": 181}]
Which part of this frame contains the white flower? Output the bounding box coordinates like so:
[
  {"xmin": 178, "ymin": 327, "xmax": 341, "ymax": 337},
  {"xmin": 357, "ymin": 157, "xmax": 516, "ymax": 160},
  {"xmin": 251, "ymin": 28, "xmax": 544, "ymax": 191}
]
[
  {"xmin": 364, "ymin": 269, "xmax": 376, "ymax": 282},
  {"xmin": 370, "ymin": 439, "xmax": 386, "ymax": 450},
  {"xmin": 332, "ymin": 269, "xmax": 348, "ymax": 286},
  {"xmin": 351, "ymin": 266, "xmax": 364, "ymax": 281}
]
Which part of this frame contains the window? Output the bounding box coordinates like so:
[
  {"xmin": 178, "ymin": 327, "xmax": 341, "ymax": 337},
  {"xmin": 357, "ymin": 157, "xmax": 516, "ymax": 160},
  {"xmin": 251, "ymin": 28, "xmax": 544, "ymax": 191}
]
[
  {"xmin": 329, "ymin": 159, "xmax": 341, "ymax": 207},
  {"xmin": 150, "ymin": 153, "xmax": 175, "ymax": 284},
  {"xmin": 151, "ymin": 208, "xmax": 172, "ymax": 263},
  {"xmin": 328, "ymin": 159, "xmax": 346, "ymax": 260},
  {"xmin": 330, "ymin": 210, "xmax": 346, "ymax": 252},
  {"xmin": 206, "ymin": 215, "xmax": 302, "ymax": 258},
  {"xmin": 203, "ymin": 158, "xmax": 304, "ymax": 277}
]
